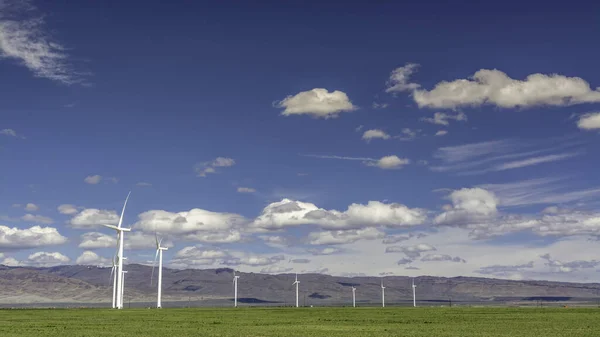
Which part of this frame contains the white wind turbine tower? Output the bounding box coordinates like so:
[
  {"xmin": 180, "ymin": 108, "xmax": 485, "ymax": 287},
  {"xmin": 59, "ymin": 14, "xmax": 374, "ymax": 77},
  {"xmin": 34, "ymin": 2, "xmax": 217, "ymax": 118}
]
[
  {"xmin": 121, "ymin": 270, "xmax": 128, "ymax": 308},
  {"xmin": 233, "ymin": 271, "xmax": 240, "ymax": 307},
  {"xmin": 103, "ymin": 191, "xmax": 132, "ymax": 309},
  {"xmin": 381, "ymin": 279, "xmax": 386, "ymax": 308},
  {"xmin": 292, "ymin": 273, "xmax": 300, "ymax": 307},
  {"xmin": 412, "ymin": 278, "xmax": 417, "ymax": 307},
  {"xmin": 351, "ymin": 286, "xmax": 356, "ymax": 308},
  {"xmin": 151, "ymin": 234, "xmax": 168, "ymax": 309}
]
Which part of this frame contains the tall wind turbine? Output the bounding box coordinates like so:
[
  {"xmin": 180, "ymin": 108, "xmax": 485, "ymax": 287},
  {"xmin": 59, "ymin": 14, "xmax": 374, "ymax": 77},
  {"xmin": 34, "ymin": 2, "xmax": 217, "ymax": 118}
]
[
  {"xmin": 292, "ymin": 273, "xmax": 300, "ymax": 308},
  {"xmin": 103, "ymin": 191, "xmax": 132, "ymax": 309},
  {"xmin": 351, "ymin": 286, "xmax": 356, "ymax": 308},
  {"xmin": 151, "ymin": 234, "xmax": 168, "ymax": 309},
  {"xmin": 381, "ymin": 279, "xmax": 386, "ymax": 308},
  {"xmin": 412, "ymin": 278, "xmax": 417, "ymax": 307},
  {"xmin": 233, "ymin": 271, "xmax": 240, "ymax": 307}
]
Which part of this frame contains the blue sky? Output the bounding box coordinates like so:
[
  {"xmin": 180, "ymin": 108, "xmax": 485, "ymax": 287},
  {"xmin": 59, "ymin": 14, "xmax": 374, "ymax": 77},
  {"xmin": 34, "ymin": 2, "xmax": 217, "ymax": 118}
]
[{"xmin": 2, "ymin": 0, "xmax": 600, "ymax": 281}]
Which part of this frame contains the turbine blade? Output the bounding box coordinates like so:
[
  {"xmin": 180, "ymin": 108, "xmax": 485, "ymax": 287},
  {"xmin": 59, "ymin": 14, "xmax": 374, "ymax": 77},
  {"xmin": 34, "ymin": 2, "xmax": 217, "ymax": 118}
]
[
  {"xmin": 155, "ymin": 232, "xmax": 159, "ymax": 248},
  {"xmin": 150, "ymin": 249, "xmax": 159, "ymax": 286},
  {"xmin": 117, "ymin": 191, "xmax": 131, "ymax": 229}
]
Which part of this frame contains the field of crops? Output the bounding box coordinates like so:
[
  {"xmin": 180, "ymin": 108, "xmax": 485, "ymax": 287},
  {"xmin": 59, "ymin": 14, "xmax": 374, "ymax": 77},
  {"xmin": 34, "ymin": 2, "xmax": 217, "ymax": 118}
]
[{"xmin": 1, "ymin": 307, "xmax": 599, "ymax": 337}]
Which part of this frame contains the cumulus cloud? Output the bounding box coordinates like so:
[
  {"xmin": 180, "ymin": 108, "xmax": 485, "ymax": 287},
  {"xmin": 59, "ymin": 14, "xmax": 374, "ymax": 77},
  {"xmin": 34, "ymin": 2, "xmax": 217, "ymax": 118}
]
[
  {"xmin": 21, "ymin": 214, "xmax": 53, "ymax": 224},
  {"xmin": 385, "ymin": 63, "xmax": 421, "ymax": 93},
  {"xmin": 24, "ymin": 203, "xmax": 39, "ymax": 212},
  {"xmin": 577, "ymin": 112, "xmax": 600, "ymax": 130},
  {"xmin": 69, "ymin": 209, "xmax": 119, "ymax": 229},
  {"xmin": 252, "ymin": 199, "xmax": 427, "ymax": 231},
  {"xmin": 365, "ymin": 155, "xmax": 410, "ymax": 170},
  {"xmin": 260, "ymin": 266, "xmax": 293, "ymax": 274},
  {"xmin": 421, "ymin": 254, "xmax": 466, "ymax": 263},
  {"xmin": 362, "ymin": 129, "xmax": 391, "ymax": 142},
  {"xmin": 394, "ymin": 128, "xmax": 418, "ymax": 141},
  {"xmin": 76, "ymin": 251, "xmax": 110, "ymax": 266},
  {"xmin": 396, "ymin": 258, "xmax": 413, "ymax": 265},
  {"xmin": 307, "ymin": 247, "xmax": 342, "ymax": 255},
  {"xmin": 57, "ymin": 204, "xmax": 79, "ymax": 215},
  {"xmin": 78, "ymin": 232, "xmax": 116, "ymax": 249},
  {"xmin": 11, "ymin": 252, "xmax": 71, "ymax": 267},
  {"xmin": 540, "ymin": 254, "xmax": 600, "ymax": 273},
  {"xmin": 170, "ymin": 246, "xmax": 283, "ymax": 269},
  {"xmin": 0, "ymin": 0, "xmax": 85, "ymax": 84},
  {"xmin": 434, "ymin": 188, "xmax": 499, "ymax": 226},
  {"xmin": 237, "ymin": 187, "xmax": 256, "ymax": 193},
  {"xmin": 194, "ymin": 157, "xmax": 235, "ymax": 177},
  {"xmin": 475, "ymin": 261, "xmax": 534, "ymax": 278},
  {"xmin": 259, "ymin": 235, "xmax": 289, "ymax": 248},
  {"xmin": 382, "ymin": 233, "xmax": 427, "ymax": 244},
  {"xmin": 435, "ymin": 130, "xmax": 448, "ymax": 136},
  {"xmin": 275, "ymin": 88, "xmax": 357, "ymax": 118},
  {"xmin": 307, "ymin": 228, "xmax": 385, "ymax": 245},
  {"xmin": 136, "ymin": 182, "xmax": 152, "ymax": 187},
  {"xmin": 390, "ymin": 64, "xmax": 600, "ymax": 109},
  {"xmin": 385, "ymin": 243, "xmax": 436, "ymax": 258},
  {"xmin": 290, "ymin": 258, "xmax": 310, "ymax": 264},
  {"xmin": 134, "ymin": 208, "xmax": 246, "ymax": 238},
  {"xmin": 421, "ymin": 112, "xmax": 467, "ymax": 126},
  {"xmin": 0, "ymin": 225, "xmax": 67, "ymax": 249},
  {"xmin": 84, "ymin": 175, "xmax": 102, "ymax": 184}
]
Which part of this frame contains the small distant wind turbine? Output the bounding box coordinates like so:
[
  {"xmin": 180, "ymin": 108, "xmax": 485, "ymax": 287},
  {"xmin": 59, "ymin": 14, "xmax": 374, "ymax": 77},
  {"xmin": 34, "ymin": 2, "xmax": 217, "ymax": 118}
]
[
  {"xmin": 351, "ymin": 286, "xmax": 356, "ymax": 308},
  {"xmin": 110, "ymin": 255, "xmax": 117, "ymax": 309},
  {"xmin": 412, "ymin": 278, "xmax": 417, "ymax": 307},
  {"xmin": 103, "ymin": 191, "xmax": 132, "ymax": 309},
  {"xmin": 381, "ymin": 279, "xmax": 386, "ymax": 308},
  {"xmin": 233, "ymin": 271, "xmax": 240, "ymax": 307},
  {"xmin": 151, "ymin": 234, "xmax": 169, "ymax": 309},
  {"xmin": 292, "ymin": 273, "xmax": 300, "ymax": 308}
]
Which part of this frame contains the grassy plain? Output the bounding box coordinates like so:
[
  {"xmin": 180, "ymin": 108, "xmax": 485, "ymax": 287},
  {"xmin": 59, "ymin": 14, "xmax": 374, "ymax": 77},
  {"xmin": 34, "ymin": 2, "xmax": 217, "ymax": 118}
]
[{"xmin": 0, "ymin": 307, "xmax": 599, "ymax": 337}]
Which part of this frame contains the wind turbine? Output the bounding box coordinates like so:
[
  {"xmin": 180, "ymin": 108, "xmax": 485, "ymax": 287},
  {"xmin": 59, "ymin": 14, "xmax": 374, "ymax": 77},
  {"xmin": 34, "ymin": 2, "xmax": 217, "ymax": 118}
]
[
  {"xmin": 412, "ymin": 278, "xmax": 417, "ymax": 307},
  {"xmin": 110, "ymin": 255, "xmax": 117, "ymax": 309},
  {"xmin": 233, "ymin": 271, "xmax": 240, "ymax": 307},
  {"xmin": 351, "ymin": 286, "xmax": 356, "ymax": 308},
  {"xmin": 381, "ymin": 279, "xmax": 386, "ymax": 308},
  {"xmin": 292, "ymin": 273, "xmax": 300, "ymax": 308},
  {"xmin": 151, "ymin": 234, "xmax": 168, "ymax": 309},
  {"xmin": 103, "ymin": 191, "xmax": 132, "ymax": 309}
]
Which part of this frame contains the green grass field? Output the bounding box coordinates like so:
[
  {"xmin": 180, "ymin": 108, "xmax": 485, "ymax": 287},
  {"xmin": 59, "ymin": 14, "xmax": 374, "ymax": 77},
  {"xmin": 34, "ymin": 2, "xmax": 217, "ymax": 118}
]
[{"xmin": 0, "ymin": 307, "xmax": 599, "ymax": 336}]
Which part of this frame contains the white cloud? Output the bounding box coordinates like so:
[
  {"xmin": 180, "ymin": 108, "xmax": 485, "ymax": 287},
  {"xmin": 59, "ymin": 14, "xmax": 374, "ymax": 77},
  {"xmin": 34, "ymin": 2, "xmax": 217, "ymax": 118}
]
[
  {"xmin": 290, "ymin": 258, "xmax": 310, "ymax": 264},
  {"xmin": 307, "ymin": 247, "xmax": 342, "ymax": 255},
  {"xmin": 136, "ymin": 182, "xmax": 152, "ymax": 187},
  {"xmin": 194, "ymin": 157, "xmax": 235, "ymax": 177},
  {"xmin": 372, "ymin": 102, "xmax": 389, "ymax": 109},
  {"xmin": 365, "ymin": 155, "xmax": 410, "ymax": 170},
  {"xmin": 69, "ymin": 209, "xmax": 119, "ymax": 229},
  {"xmin": 21, "ymin": 213, "xmax": 53, "ymax": 224},
  {"xmin": 385, "ymin": 63, "xmax": 421, "ymax": 93},
  {"xmin": 394, "ymin": 128, "xmax": 418, "ymax": 141},
  {"xmin": 237, "ymin": 187, "xmax": 256, "ymax": 193},
  {"xmin": 26, "ymin": 252, "xmax": 70, "ymax": 267},
  {"xmin": 492, "ymin": 152, "xmax": 580, "ymax": 171},
  {"xmin": 259, "ymin": 235, "xmax": 289, "ymax": 248},
  {"xmin": 0, "ymin": 0, "xmax": 84, "ymax": 84},
  {"xmin": 307, "ymin": 228, "xmax": 385, "ymax": 245},
  {"xmin": 475, "ymin": 262, "xmax": 534, "ymax": 278},
  {"xmin": 252, "ymin": 199, "xmax": 426, "ymax": 231},
  {"xmin": 577, "ymin": 112, "xmax": 600, "ymax": 130},
  {"xmin": 169, "ymin": 246, "xmax": 283, "ymax": 269},
  {"xmin": 400, "ymin": 66, "xmax": 600, "ymax": 109},
  {"xmin": 1, "ymin": 257, "xmax": 19, "ymax": 266},
  {"xmin": 435, "ymin": 130, "xmax": 448, "ymax": 136},
  {"xmin": 434, "ymin": 139, "xmax": 516, "ymax": 164},
  {"xmin": 0, "ymin": 225, "xmax": 67, "ymax": 249},
  {"xmin": 78, "ymin": 232, "xmax": 116, "ymax": 249},
  {"xmin": 434, "ymin": 188, "xmax": 499, "ymax": 226},
  {"xmin": 133, "ymin": 208, "xmax": 246, "ymax": 244},
  {"xmin": 275, "ymin": 88, "xmax": 357, "ymax": 118},
  {"xmin": 0, "ymin": 128, "xmax": 17, "ymax": 137},
  {"xmin": 57, "ymin": 204, "xmax": 79, "ymax": 215},
  {"xmin": 385, "ymin": 243, "xmax": 437, "ymax": 258},
  {"xmin": 84, "ymin": 175, "xmax": 102, "ymax": 184},
  {"xmin": 362, "ymin": 129, "xmax": 391, "ymax": 142},
  {"xmin": 24, "ymin": 203, "xmax": 38, "ymax": 212},
  {"xmin": 75, "ymin": 251, "xmax": 110, "ymax": 266},
  {"xmin": 421, "ymin": 112, "xmax": 467, "ymax": 126}
]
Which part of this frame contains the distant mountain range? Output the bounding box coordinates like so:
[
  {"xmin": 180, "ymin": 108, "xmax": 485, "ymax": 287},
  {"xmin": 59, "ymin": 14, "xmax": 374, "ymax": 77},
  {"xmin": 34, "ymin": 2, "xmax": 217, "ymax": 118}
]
[{"xmin": 1, "ymin": 264, "xmax": 599, "ymax": 307}]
